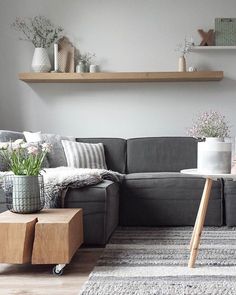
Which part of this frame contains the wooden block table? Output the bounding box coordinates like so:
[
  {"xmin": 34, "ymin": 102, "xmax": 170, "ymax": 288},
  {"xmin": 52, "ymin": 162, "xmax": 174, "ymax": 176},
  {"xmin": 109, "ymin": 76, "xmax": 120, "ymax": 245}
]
[
  {"xmin": 0, "ymin": 213, "xmax": 37, "ymax": 264},
  {"xmin": 0, "ymin": 209, "xmax": 83, "ymax": 275}
]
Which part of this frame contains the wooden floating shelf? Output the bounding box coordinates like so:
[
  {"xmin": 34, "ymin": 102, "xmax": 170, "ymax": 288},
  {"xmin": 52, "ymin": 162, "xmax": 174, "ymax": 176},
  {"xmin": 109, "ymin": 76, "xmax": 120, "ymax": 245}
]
[
  {"xmin": 192, "ymin": 46, "xmax": 236, "ymax": 50},
  {"xmin": 18, "ymin": 71, "xmax": 224, "ymax": 83}
]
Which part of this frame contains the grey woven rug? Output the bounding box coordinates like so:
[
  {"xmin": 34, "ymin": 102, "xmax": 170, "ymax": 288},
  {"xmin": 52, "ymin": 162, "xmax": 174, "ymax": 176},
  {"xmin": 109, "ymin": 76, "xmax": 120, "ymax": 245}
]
[{"xmin": 80, "ymin": 227, "xmax": 236, "ymax": 295}]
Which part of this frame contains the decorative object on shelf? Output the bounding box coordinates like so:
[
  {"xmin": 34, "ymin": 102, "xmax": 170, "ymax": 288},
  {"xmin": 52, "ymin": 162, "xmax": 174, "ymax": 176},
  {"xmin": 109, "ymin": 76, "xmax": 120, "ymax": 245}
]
[
  {"xmin": 89, "ymin": 64, "xmax": 98, "ymax": 73},
  {"xmin": 51, "ymin": 43, "xmax": 60, "ymax": 73},
  {"xmin": 198, "ymin": 29, "xmax": 215, "ymax": 46},
  {"xmin": 11, "ymin": 16, "xmax": 63, "ymax": 72},
  {"xmin": 76, "ymin": 61, "xmax": 86, "ymax": 73},
  {"xmin": 178, "ymin": 56, "xmax": 186, "ymax": 72},
  {"xmin": 32, "ymin": 47, "xmax": 51, "ymax": 73},
  {"xmin": 188, "ymin": 66, "xmax": 197, "ymax": 72},
  {"xmin": 58, "ymin": 37, "xmax": 75, "ymax": 73},
  {"xmin": 0, "ymin": 140, "xmax": 51, "ymax": 213},
  {"xmin": 78, "ymin": 52, "xmax": 96, "ymax": 72},
  {"xmin": 187, "ymin": 111, "xmax": 232, "ymax": 174},
  {"xmin": 215, "ymin": 18, "xmax": 236, "ymax": 46},
  {"xmin": 175, "ymin": 37, "xmax": 193, "ymax": 72}
]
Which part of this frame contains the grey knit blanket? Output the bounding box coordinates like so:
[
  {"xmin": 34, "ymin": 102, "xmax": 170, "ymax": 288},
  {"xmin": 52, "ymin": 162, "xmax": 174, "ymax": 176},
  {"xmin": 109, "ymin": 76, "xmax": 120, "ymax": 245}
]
[
  {"xmin": 41, "ymin": 167, "xmax": 123, "ymax": 208},
  {"xmin": 0, "ymin": 167, "xmax": 123, "ymax": 208}
]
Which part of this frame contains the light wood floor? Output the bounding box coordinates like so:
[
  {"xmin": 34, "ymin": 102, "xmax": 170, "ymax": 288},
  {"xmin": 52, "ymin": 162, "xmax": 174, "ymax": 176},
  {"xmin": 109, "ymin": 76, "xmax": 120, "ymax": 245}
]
[{"xmin": 0, "ymin": 247, "xmax": 103, "ymax": 295}]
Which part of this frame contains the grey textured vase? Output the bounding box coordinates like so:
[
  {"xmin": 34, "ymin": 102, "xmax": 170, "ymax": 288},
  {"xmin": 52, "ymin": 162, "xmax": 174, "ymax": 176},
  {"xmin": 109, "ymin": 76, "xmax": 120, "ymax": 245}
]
[
  {"xmin": 12, "ymin": 175, "xmax": 43, "ymax": 213},
  {"xmin": 198, "ymin": 138, "xmax": 232, "ymax": 174}
]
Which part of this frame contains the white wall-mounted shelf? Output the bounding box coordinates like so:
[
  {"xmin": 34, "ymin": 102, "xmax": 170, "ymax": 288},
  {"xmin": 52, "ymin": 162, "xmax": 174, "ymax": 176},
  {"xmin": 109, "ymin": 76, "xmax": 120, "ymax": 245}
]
[{"xmin": 192, "ymin": 46, "xmax": 236, "ymax": 51}]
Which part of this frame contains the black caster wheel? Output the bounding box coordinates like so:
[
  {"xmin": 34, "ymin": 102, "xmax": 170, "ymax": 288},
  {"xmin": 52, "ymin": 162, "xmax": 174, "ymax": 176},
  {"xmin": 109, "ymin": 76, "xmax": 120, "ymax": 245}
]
[{"xmin": 52, "ymin": 266, "xmax": 64, "ymax": 276}]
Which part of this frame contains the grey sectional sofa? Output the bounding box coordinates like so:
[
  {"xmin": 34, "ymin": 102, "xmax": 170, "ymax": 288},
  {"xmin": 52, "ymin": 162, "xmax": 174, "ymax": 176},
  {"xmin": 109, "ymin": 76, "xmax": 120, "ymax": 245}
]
[{"xmin": 0, "ymin": 130, "xmax": 235, "ymax": 245}]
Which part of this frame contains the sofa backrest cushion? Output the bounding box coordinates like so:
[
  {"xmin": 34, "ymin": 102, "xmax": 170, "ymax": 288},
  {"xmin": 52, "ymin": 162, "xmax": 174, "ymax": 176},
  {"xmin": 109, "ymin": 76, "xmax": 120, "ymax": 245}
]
[
  {"xmin": 41, "ymin": 133, "xmax": 75, "ymax": 167},
  {"xmin": 0, "ymin": 130, "xmax": 25, "ymax": 171},
  {"xmin": 76, "ymin": 138, "xmax": 126, "ymax": 173},
  {"xmin": 127, "ymin": 137, "xmax": 197, "ymax": 173},
  {"xmin": 0, "ymin": 130, "xmax": 24, "ymax": 142}
]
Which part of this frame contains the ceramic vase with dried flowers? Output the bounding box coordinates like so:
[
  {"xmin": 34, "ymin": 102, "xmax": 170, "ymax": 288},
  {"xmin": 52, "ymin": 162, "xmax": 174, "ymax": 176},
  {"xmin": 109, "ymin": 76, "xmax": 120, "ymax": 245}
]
[
  {"xmin": 11, "ymin": 16, "xmax": 63, "ymax": 72},
  {"xmin": 187, "ymin": 111, "xmax": 232, "ymax": 174},
  {"xmin": 76, "ymin": 52, "xmax": 96, "ymax": 73},
  {"xmin": 175, "ymin": 37, "xmax": 193, "ymax": 72}
]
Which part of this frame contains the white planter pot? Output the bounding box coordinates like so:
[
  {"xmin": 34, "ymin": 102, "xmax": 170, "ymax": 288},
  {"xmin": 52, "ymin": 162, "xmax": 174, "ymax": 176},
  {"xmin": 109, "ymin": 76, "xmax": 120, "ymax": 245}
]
[
  {"xmin": 32, "ymin": 48, "xmax": 51, "ymax": 72},
  {"xmin": 12, "ymin": 175, "xmax": 43, "ymax": 213},
  {"xmin": 197, "ymin": 138, "xmax": 232, "ymax": 174}
]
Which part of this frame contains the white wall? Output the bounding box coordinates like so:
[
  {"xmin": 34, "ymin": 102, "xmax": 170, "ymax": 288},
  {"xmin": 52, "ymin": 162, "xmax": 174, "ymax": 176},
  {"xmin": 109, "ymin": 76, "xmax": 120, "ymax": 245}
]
[{"xmin": 0, "ymin": 0, "xmax": 236, "ymax": 138}]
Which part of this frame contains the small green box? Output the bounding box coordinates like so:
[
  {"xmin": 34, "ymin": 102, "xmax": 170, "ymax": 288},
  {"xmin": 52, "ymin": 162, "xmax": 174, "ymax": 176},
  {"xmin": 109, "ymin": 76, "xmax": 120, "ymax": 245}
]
[{"xmin": 215, "ymin": 18, "xmax": 236, "ymax": 46}]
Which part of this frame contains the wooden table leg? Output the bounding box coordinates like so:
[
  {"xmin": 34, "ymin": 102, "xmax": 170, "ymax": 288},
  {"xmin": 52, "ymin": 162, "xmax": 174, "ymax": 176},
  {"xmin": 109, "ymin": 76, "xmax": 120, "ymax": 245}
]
[
  {"xmin": 190, "ymin": 189, "xmax": 205, "ymax": 251},
  {"xmin": 188, "ymin": 178, "xmax": 213, "ymax": 268}
]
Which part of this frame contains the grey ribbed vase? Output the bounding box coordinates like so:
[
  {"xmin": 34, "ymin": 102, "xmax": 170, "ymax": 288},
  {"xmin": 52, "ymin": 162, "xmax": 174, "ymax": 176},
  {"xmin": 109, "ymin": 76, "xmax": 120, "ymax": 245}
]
[{"xmin": 12, "ymin": 175, "xmax": 42, "ymax": 213}]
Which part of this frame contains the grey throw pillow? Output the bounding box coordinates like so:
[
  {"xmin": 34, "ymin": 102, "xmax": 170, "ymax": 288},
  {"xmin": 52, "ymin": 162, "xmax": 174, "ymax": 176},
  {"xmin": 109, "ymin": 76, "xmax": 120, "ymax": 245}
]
[
  {"xmin": 0, "ymin": 153, "xmax": 8, "ymax": 171},
  {"xmin": 61, "ymin": 140, "xmax": 107, "ymax": 169},
  {"xmin": 23, "ymin": 131, "xmax": 49, "ymax": 168},
  {"xmin": 0, "ymin": 130, "xmax": 24, "ymax": 171},
  {"xmin": 41, "ymin": 133, "xmax": 75, "ymax": 167},
  {"xmin": 0, "ymin": 130, "xmax": 24, "ymax": 142}
]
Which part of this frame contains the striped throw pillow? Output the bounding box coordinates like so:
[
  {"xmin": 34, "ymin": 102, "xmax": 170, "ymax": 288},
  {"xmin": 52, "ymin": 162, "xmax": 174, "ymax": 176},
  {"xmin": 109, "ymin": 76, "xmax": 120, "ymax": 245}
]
[{"xmin": 61, "ymin": 140, "xmax": 107, "ymax": 169}]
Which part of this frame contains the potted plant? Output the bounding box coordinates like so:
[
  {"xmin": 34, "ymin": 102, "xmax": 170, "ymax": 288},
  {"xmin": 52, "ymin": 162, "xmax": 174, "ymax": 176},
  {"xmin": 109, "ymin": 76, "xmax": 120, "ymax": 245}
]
[
  {"xmin": 187, "ymin": 111, "xmax": 232, "ymax": 174},
  {"xmin": 0, "ymin": 139, "xmax": 51, "ymax": 213},
  {"xmin": 76, "ymin": 52, "xmax": 96, "ymax": 73},
  {"xmin": 11, "ymin": 16, "xmax": 63, "ymax": 72}
]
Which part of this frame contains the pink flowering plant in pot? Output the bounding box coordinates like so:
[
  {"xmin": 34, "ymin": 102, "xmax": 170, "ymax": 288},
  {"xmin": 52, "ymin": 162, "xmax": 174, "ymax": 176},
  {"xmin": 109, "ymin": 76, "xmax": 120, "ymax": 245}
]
[
  {"xmin": 187, "ymin": 110, "xmax": 231, "ymax": 140},
  {"xmin": 187, "ymin": 111, "xmax": 232, "ymax": 174},
  {"xmin": 0, "ymin": 139, "xmax": 52, "ymax": 213}
]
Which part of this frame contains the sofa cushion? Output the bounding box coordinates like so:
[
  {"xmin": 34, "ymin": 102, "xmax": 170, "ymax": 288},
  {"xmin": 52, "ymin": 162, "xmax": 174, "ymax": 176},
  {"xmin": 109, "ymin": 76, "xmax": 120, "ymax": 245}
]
[
  {"xmin": 120, "ymin": 172, "xmax": 223, "ymax": 226},
  {"xmin": 64, "ymin": 180, "xmax": 119, "ymax": 245},
  {"xmin": 223, "ymin": 180, "xmax": 236, "ymax": 226},
  {"xmin": 76, "ymin": 138, "xmax": 126, "ymax": 173},
  {"xmin": 23, "ymin": 131, "xmax": 42, "ymax": 142},
  {"xmin": 0, "ymin": 130, "xmax": 24, "ymax": 142},
  {"xmin": 23, "ymin": 131, "xmax": 49, "ymax": 168},
  {"xmin": 62, "ymin": 140, "xmax": 107, "ymax": 169},
  {"xmin": 0, "ymin": 188, "xmax": 6, "ymax": 213},
  {"xmin": 41, "ymin": 133, "xmax": 75, "ymax": 167},
  {"xmin": 0, "ymin": 130, "xmax": 25, "ymax": 171},
  {"xmin": 127, "ymin": 137, "xmax": 197, "ymax": 173}
]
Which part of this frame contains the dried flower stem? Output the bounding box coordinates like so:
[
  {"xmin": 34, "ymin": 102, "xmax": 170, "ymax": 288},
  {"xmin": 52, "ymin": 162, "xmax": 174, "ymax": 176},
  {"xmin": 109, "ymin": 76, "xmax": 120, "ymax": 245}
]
[{"xmin": 11, "ymin": 16, "xmax": 63, "ymax": 48}]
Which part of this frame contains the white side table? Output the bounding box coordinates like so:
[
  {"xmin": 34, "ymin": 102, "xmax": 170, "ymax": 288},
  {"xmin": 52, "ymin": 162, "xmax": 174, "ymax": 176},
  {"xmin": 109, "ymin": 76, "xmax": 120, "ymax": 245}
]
[{"xmin": 180, "ymin": 168, "xmax": 236, "ymax": 268}]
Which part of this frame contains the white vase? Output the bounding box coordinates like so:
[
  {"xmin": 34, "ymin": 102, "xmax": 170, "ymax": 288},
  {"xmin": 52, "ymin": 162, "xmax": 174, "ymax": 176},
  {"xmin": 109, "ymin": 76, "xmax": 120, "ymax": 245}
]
[
  {"xmin": 76, "ymin": 61, "xmax": 86, "ymax": 73},
  {"xmin": 31, "ymin": 48, "xmax": 51, "ymax": 72},
  {"xmin": 178, "ymin": 56, "xmax": 186, "ymax": 72},
  {"xmin": 197, "ymin": 137, "xmax": 232, "ymax": 174},
  {"xmin": 89, "ymin": 64, "xmax": 98, "ymax": 73},
  {"xmin": 12, "ymin": 175, "xmax": 43, "ymax": 213}
]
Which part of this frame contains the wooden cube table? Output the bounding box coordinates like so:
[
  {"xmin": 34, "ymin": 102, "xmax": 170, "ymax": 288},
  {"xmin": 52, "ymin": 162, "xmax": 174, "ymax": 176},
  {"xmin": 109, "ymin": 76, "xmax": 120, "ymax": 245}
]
[{"xmin": 0, "ymin": 209, "xmax": 83, "ymax": 275}]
